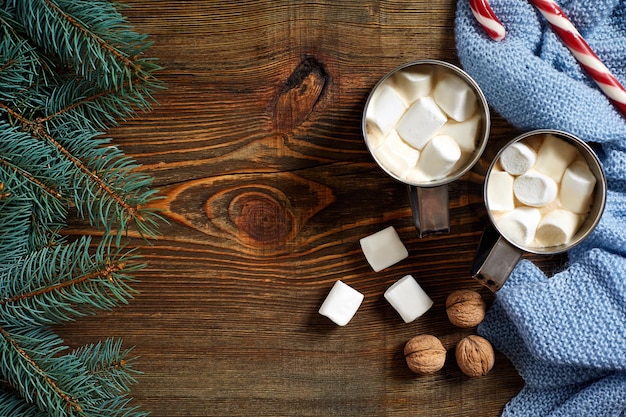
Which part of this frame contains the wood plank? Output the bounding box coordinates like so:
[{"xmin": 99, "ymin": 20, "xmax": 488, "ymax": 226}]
[{"xmin": 53, "ymin": 1, "xmax": 560, "ymax": 415}]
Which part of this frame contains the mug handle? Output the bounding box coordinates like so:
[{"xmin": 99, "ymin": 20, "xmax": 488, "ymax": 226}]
[
  {"xmin": 471, "ymin": 225, "xmax": 522, "ymax": 292},
  {"xmin": 407, "ymin": 184, "xmax": 450, "ymax": 237}
]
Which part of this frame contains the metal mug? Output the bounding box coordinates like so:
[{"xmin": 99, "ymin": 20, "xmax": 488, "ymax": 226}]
[
  {"xmin": 362, "ymin": 59, "xmax": 490, "ymax": 237},
  {"xmin": 472, "ymin": 129, "xmax": 607, "ymax": 291}
]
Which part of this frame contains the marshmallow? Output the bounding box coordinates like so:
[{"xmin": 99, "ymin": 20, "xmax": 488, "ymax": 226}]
[
  {"xmin": 396, "ymin": 97, "xmax": 447, "ymax": 150},
  {"xmin": 513, "ymin": 171, "xmax": 558, "ymax": 207},
  {"xmin": 534, "ymin": 134, "xmax": 579, "ymax": 182},
  {"xmin": 560, "ymin": 160, "xmax": 597, "ymax": 214},
  {"xmin": 487, "ymin": 170, "xmax": 515, "ymax": 212},
  {"xmin": 433, "ymin": 73, "xmax": 478, "ymax": 122},
  {"xmin": 365, "ymin": 84, "xmax": 408, "ymax": 136},
  {"xmin": 365, "ymin": 123, "xmax": 385, "ymax": 149},
  {"xmin": 496, "ymin": 207, "xmax": 542, "ymax": 246},
  {"xmin": 418, "ymin": 134, "xmax": 461, "ymax": 179},
  {"xmin": 535, "ymin": 209, "xmax": 583, "ymax": 247},
  {"xmin": 384, "ymin": 275, "xmax": 433, "ymax": 323},
  {"xmin": 372, "ymin": 130, "xmax": 420, "ymax": 178},
  {"xmin": 318, "ymin": 280, "xmax": 364, "ymax": 326},
  {"xmin": 437, "ymin": 114, "xmax": 480, "ymax": 153},
  {"xmin": 393, "ymin": 68, "xmax": 432, "ymax": 103},
  {"xmin": 500, "ymin": 141, "xmax": 537, "ymax": 176},
  {"xmin": 404, "ymin": 166, "xmax": 429, "ymax": 184},
  {"xmin": 360, "ymin": 226, "xmax": 409, "ymax": 272}
]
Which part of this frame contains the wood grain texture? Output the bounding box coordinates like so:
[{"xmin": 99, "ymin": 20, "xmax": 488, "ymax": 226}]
[{"xmin": 57, "ymin": 1, "xmax": 568, "ymax": 415}]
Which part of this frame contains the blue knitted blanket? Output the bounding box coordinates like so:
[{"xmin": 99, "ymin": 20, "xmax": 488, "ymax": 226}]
[{"xmin": 455, "ymin": 1, "xmax": 626, "ymax": 415}]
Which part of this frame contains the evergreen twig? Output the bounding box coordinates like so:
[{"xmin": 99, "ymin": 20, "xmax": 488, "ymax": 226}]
[{"xmin": 0, "ymin": 0, "xmax": 163, "ymax": 415}]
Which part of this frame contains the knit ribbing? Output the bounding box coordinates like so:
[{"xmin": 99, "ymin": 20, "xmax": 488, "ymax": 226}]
[{"xmin": 456, "ymin": 0, "xmax": 626, "ymax": 415}]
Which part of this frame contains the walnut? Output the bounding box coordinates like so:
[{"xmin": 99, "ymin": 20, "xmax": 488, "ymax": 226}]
[
  {"xmin": 455, "ymin": 335, "xmax": 495, "ymax": 377},
  {"xmin": 446, "ymin": 289, "xmax": 486, "ymax": 328},
  {"xmin": 404, "ymin": 335, "xmax": 446, "ymax": 375}
]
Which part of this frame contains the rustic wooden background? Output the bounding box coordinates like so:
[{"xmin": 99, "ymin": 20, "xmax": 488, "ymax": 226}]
[{"xmin": 59, "ymin": 1, "xmax": 566, "ymax": 415}]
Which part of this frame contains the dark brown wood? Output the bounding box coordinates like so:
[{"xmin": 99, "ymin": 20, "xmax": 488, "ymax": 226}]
[{"xmin": 55, "ymin": 1, "xmax": 571, "ymax": 415}]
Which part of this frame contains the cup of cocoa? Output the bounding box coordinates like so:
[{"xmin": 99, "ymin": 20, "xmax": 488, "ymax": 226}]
[
  {"xmin": 472, "ymin": 129, "xmax": 607, "ymax": 291},
  {"xmin": 362, "ymin": 60, "xmax": 490, "ymax": 237}
]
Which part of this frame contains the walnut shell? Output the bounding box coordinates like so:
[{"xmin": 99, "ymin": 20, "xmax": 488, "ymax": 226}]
[
  {"xmin": 446, "ymin": 289, "xmax": 486, "ymax": 328},
  {"xmin": 455, "ymin": 335, "xmax": 495, "ymax": 377},
  {"xmin": 404, "ymin": 334, "xmax": 446, "ymax": 375}
]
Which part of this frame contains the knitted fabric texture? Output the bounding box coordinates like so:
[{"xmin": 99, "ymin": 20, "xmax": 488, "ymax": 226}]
[{"xmin": 455, "ymin": 0, "xmax": 626, "ymax": 416}]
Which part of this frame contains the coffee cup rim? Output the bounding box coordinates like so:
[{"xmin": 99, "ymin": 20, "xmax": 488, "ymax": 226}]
[
  {"xmin": 362, "ymin": 59, "xmax": 491, "ymax": 188},
  {"xmin": 484, "ymin": 129, "xmax": 607, "ymax": 255}
]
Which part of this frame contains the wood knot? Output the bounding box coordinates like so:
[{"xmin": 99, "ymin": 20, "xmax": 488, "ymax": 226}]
[
  {"xmin": 229, "ymin": 191, "xmax": 292, "ymax": 244},
  {"xmin": 155, "ymin": 172, "xmax": 334, "ymax": 254},
  {"xmin": 274, "ymin": 57, "xmax": 327, "ymax": 132}
]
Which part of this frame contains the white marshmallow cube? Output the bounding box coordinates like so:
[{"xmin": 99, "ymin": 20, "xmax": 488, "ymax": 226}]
[
  {"xmin": 496, "ymin": 207, "xmax": 542, "ymax": 246},
  {"xmin": 393, "ymin": 69, "xmax": 432, "ymax": 103},
  {"xmin": 534, "ymin": 134, "xmax": 579, "ymax": 182},
  {"xmin": 403, "ymin": 166, "xmax": 429, "ymax": 184},
  {"xmin": 360, "ymin": 226, "xmax": 409, "ymax": 272},
  {"xmin": 433, "ymin": 73, "xmax": 478, "ymax": 122},
  {"xmin": 419, "ymin": 134, "xmax": 461, "ymax": 179},
  {"xmin": 560, "ymin": 160, "xmax": 597, "ymax": 214},
  {"xmin": 384, "ymin": 275, "xmax": 433, "ymax": 323},
  {"xmin": 535, "ymin": 209, "xmax": 582, "ymax": 247},
  {"xmin": 396, "ymin": 97, "xmax": 447, "ymax": 150},
  {"xmin": 372, "ymin": 130, "xmax": 420, "ymax": 178},
  {"xmin": 318, "ymin": 280, "xmax": 364, "ymax": 326},
  {"xmin": 500, "ymin": 142, "xmax": 537, "ymax": 176},
  {"xmin": 437, "ymin": 114, "xmax": 480, "ymax": 153},
  {"xmin": 514, "ymin": 171, "xmax": 558, "ymax": 207},
  {"xmin": 487, "ymin": 170, "xmax": 515, "ymax": 212},
  {"xmin": 366, "ymin": 84, "xmax": 408, "ymax": 136}
]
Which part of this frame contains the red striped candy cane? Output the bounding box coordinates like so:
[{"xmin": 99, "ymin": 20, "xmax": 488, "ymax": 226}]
[
  {"xmin": 529, "ymin": 0, "xmax": 626, "ymax": 116},
  {"xmin": 469, "ymin": 0, "xmax": 506, "ymax": 41},
  {"xmin": 469, "ymin": 0, "xmax": 626, "ymax": 117}
]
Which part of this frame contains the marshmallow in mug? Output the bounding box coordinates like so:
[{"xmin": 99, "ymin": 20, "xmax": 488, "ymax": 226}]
[
  {"xmin": 365, "ymin": 65, "xmax": 482, "ymax": 183},
  {"xmin": 487, "ymin": 134, "xmax": 597, "ymax": 248}
]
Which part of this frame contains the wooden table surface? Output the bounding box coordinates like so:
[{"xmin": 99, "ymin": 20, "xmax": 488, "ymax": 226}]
[{"xmin": 59, "ymin": 1, "xmax": 567, "ymax": 415}]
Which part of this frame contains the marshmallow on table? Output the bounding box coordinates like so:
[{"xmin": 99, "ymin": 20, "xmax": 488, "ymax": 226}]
[
  {"xmin": 418, "ymin": 134, "xmax": 461, "ymax": 179},
  {"xmin": 366, "ymin": 84, "xmax": 408, "ymax": 136},
  {"xmin": 534, "ymin": 134, "xmax": 579, "ymax": 182},
  {"xmin": 396, "ymin": 96, "xmax": 447, "ymax": 150},
  {"xmin": 384, "ymin": 275, "xmax": 433, "ymax": 323},
  {"xmin": 372, "ymin": 130, "xmax": 420, "ymax": 178},
  {"xmin": 318, "ymin": 280, "xmax": 364, "ymax": 326},
  {"xmin": 433, "ymin": 73, "xmax": 477, "ymax": 122},
  {"xmin": 496, "ymin": 207, "xmax": 542, "ymax": 246},
  {"xmin": 360, "ymin": 226, "xmax": 409, "ymax": 272},
  {"xmin": 560, "ymin": 160, "xmax": 597, "ymax": 214},
  {"xmin": 437, "ymin": 114, "xmax": 480, "ymax": 153},
  {"xmin": 393, "ymin": 68, "xmax": 432, "ymax": 103},
  {"xmin": 535, "ymin": 209, "xmax": 582, "ymax": 247},
  {"xmin": 500, "ymin": 141, "xmax": 537, "ymax": 176},
  {"xmin": 487, "ymin": 170, "xmax": 515, "ymax": 212},
  {"xmin": 513, "ymin": 171, "xmax": 558, "ymax": 207}
]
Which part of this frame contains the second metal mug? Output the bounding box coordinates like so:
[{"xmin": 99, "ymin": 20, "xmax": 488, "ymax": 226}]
[{"xmin": 472, "ymin": 129, "xmax": 607, "ymax": 291}]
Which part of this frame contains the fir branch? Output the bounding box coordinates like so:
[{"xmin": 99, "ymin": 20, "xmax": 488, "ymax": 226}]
[
  {"xmin": 0, "ymin": 237, "xmax": 143, "ymax": 327},
  {"xmin": 8, "ymin": 0, "xmax": 161, "ymax": 90},
  {"xmin": 0, "ymin": 1, "xmax": 162, "ymax": 415},
  {"xmin": 0, "ymin": 325, "xmax": 148, "ymax": 417},
  {"xmin": 0, "ymin": 390, "xmax": 48, "ymax": 417},
  {"xmin": 0, "ymin": 9, "xmax": 38, "ymax": 96},
  {"xmin": 71, "ymin": 339, "xmax": 141, "ymax": 398},
  {"xmin": 0, "ymin": 196, "xmax": 36, "ymax": 269},
  {"xmin": 0, "ymin": 103, "xmax": 160, "ymax": 238},
  {"xmin": 0, "ymin": 325, "xmax": 86, "ymax": 415},
  {"xmin": 40, "ymin": 77, "xmax": 160, "ymax": 133},
  {"xmin": 0, "ymin": 121, "xmax": 68, "ymax": 239}
]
